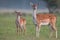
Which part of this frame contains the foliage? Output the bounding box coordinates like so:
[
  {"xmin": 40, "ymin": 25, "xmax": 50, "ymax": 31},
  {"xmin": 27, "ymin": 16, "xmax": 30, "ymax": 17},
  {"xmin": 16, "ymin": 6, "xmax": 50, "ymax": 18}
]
[{"xmin": 44, "ymin": 0, "xmax": 57, "ymax": 8}]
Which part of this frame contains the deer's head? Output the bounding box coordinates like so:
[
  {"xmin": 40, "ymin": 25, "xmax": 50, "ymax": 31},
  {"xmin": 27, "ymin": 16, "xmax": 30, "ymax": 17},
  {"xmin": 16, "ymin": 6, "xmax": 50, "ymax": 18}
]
[
  {"xmin": 15, "ymin": 11, "xmax": 22, "ymax": 16},
  {"xmin": 30, "ymin": 2, "xmax": 38, "ymax": 10}
]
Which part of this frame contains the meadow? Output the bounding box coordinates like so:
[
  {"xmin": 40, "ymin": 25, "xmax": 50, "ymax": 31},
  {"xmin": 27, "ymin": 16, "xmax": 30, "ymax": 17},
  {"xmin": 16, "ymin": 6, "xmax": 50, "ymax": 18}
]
[{"xmin": 0, "ymin": 13, "xmax": 60, "ymax": 40}]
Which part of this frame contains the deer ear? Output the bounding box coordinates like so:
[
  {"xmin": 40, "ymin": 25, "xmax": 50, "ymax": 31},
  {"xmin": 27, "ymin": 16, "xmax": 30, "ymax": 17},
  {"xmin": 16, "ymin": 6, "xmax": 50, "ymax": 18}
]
[
  {"xmin": 30, "ymin": 2, "xmax": 33, "ymax": 6},
  {"xmin": 15, "ymin": 11, "xmax": 17, "ymax": 13}
]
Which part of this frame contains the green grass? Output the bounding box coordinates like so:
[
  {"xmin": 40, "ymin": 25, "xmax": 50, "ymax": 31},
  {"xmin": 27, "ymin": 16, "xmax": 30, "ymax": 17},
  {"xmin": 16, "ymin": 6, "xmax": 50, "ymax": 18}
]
[{"xmin": 0, "ymin": 13, "xmax": 60, "ymax": 40}]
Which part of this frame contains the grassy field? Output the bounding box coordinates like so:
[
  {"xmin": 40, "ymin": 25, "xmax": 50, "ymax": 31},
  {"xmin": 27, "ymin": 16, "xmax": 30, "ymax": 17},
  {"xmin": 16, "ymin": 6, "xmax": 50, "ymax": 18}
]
[{"xmin": 0, "ymin": 13, "xmax": 60, "ymax": 40}]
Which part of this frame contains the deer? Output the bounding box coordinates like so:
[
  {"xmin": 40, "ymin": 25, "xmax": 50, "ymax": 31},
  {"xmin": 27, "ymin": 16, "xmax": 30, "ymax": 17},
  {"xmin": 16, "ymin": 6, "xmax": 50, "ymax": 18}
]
[
  {"xmin": 15, "ymin": 11, "xmax": 26, "ymax": 35},
  {"xmin": 30, "ymin": 3, "xmax": 57, "ymax": 38}
]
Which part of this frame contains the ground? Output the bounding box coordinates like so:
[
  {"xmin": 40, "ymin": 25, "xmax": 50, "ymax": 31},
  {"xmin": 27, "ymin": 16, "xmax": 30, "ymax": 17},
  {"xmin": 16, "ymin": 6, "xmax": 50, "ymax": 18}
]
[{"xmin": 0, "ymin": 13, "xmax": 60, "ymax": 40}]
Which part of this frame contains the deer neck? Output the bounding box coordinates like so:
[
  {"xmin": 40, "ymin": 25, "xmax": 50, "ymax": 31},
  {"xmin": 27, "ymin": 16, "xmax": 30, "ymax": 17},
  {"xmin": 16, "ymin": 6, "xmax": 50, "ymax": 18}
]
[
  {"xmin": 33, "ymin": 9, "xmax": 37, "ymax": 19},
  {"xmin": 17, "ymin": 15, "xmax": 20, "ymax": 21}
]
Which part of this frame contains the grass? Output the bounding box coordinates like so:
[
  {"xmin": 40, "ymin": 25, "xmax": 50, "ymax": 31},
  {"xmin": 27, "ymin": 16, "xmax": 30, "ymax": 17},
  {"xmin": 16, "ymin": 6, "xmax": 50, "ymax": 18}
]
[{"xmin": 0, "ymin": 13, "xmax": 60, "ymax": 40}]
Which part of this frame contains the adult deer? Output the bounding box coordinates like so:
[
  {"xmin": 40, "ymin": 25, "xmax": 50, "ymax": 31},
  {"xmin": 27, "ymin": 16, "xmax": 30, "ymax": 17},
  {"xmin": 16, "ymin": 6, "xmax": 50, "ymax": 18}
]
[
  {"xmin": 30, "ymin": 3, "xmax": 57, "ymax": 38},
  {"xmin": 15, "ymin": 11, "xmax": 26, "ymax": 34}
]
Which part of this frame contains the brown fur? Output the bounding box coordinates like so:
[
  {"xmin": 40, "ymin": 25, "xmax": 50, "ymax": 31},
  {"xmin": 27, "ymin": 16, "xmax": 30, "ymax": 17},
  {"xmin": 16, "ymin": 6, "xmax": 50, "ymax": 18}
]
[
  {"xmin": 31, "ymin": 3, "xmax": 57, "ymax": 38},
  {"xmin": 36, "ymin": 14, "xmax": 56, "ymax": 25},
  {"xmin": 15, "ymin": 11, "xmax": 26, "ymax": 35}
]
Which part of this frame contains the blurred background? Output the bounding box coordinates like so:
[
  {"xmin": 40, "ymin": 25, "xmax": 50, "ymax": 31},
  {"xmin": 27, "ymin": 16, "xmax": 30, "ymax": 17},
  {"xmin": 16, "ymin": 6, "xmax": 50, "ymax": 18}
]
[{"xmin": 0, "ymin": 0, "xmax": 60, "ymax": 13}]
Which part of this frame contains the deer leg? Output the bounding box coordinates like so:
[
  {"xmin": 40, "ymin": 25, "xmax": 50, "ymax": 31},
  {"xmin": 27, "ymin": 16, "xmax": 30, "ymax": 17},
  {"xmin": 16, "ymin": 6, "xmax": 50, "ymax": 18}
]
[
  {"xmin": 49, "ymin": 23, "xmax": 57, "ymax": 38},
  {"xmin": 16, "ymin": 23, "xmax": 19, "ymax": 35},
  {"xmin": 35, "ymin": 24, "xmax": 41, "ymax": 37},
  {"xmin": 16, "ymin": 25, "xmax": 18, "ymax": 33},
  {"xmin": 36, "ymin": 25, "xmax": 39, "ymax": 37},
  {"xmin": 19, "ymin": 25, "xmax": 23, "ymax": 34},
  {"xmin": 23, "ymin": 24, "xmax": 26, "ymax": 35},
  {"xmin": 52, "ymin": 24, "xmax": 57, "ymax": 38},
  {"xmin": 49, "ymin": 24, "xmax": 54, "ymax": 38},
  {"xmin": 38, "ymin": 24, "xmax": 41, "ymax": 36}
]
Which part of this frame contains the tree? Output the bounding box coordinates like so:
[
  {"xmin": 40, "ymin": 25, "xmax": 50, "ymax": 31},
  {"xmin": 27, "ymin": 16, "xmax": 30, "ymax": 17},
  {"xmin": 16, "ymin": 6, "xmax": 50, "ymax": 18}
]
[{"xmin": 44, "ymin": 0, "xmax": 57, "ymax": 13}]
